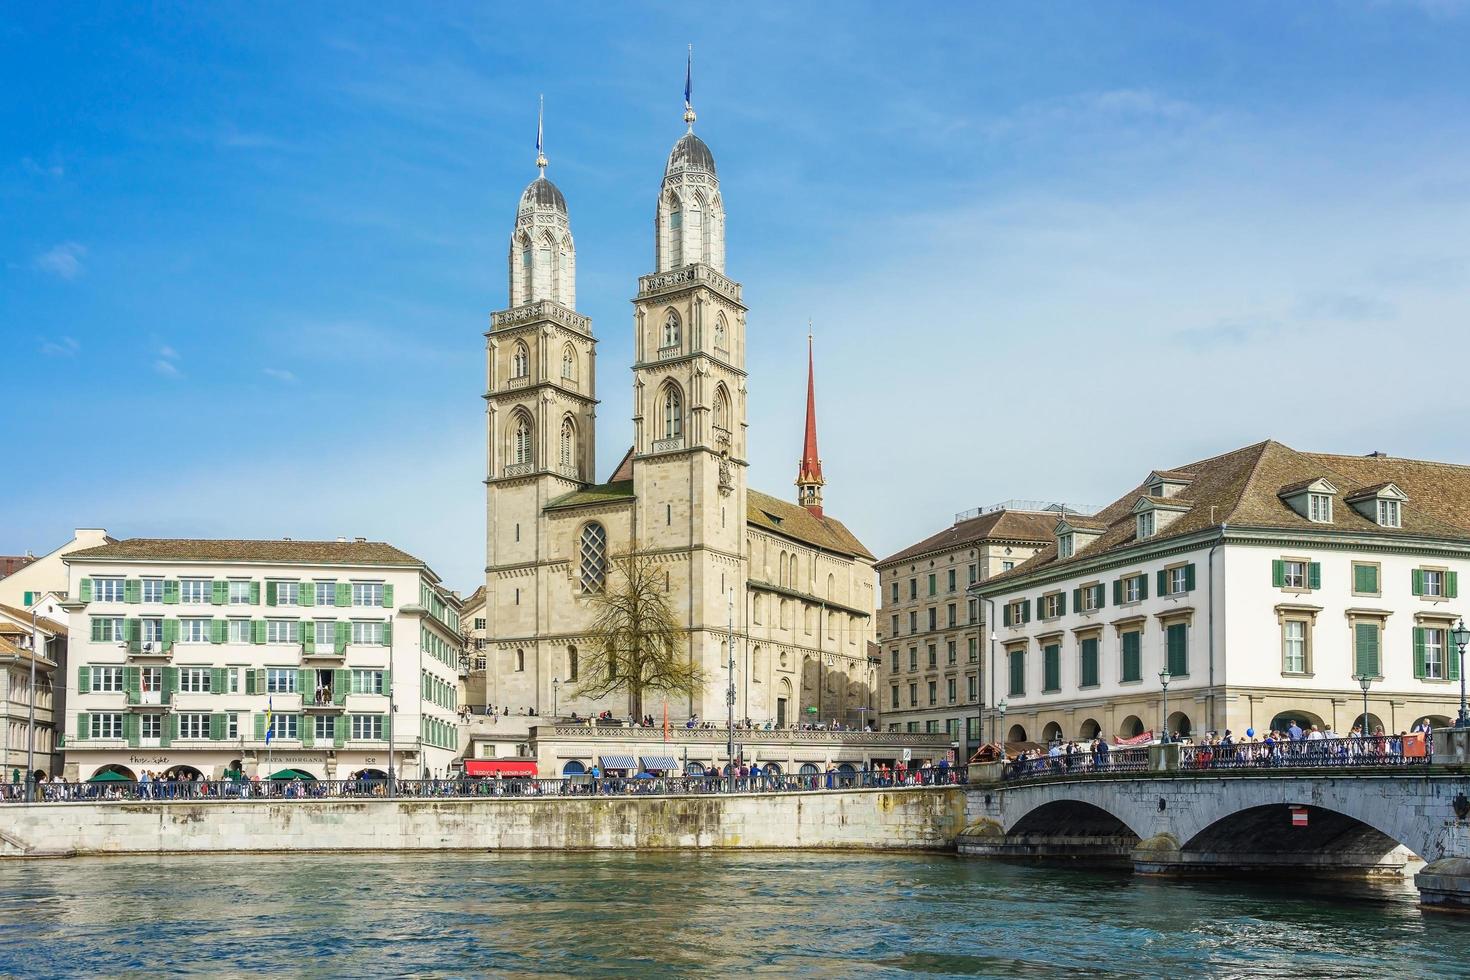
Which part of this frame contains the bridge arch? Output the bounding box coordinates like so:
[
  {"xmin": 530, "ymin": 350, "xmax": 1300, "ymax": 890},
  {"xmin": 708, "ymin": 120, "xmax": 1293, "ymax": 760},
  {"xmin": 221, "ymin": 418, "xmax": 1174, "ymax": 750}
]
[
  {"xmin": 998, "ymin": 785, "xmax": 1153, "ymax": 842},
  {"xmin": 1009, "ymin": 799, "xmax": 1144, "ymax": 842}
]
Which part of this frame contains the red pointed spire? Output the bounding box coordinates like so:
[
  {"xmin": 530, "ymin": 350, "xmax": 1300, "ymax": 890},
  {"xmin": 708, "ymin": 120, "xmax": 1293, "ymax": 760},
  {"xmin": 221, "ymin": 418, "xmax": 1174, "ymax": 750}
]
[{"xmin": 796, "ymin": 331, "xmax": 825, "ymax": 516}]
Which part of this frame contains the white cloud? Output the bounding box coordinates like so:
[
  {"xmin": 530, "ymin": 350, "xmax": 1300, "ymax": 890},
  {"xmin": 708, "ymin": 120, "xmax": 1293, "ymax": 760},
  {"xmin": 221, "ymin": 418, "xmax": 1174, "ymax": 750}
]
[
  {"xmin": 263, "ymin": 367, "xmax": 298, "ymax": 383},
  {"xmin": 39, "ymin": 336, "xmax": 80, "ymax": 357},
  {"xmin": 158, "ymin": 345, "xmax": 180, "ymax": 361},
  {"xmin": 21, "ymin": 157, "xmax": 64, "ymax": 178},
  {"xmin": 33, "ymin": 242, "xmax": 86, "ymax": 280},
  {"xmin": 154, "ymin": 359, "xmax": 182, "ymax": 378}
]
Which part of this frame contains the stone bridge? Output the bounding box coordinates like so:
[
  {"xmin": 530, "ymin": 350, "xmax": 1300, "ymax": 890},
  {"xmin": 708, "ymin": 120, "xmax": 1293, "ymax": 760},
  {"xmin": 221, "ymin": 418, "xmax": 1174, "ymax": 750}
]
[{"xmin": 960, "ymin": 729, "xmax": 1470, "ymax": 909}]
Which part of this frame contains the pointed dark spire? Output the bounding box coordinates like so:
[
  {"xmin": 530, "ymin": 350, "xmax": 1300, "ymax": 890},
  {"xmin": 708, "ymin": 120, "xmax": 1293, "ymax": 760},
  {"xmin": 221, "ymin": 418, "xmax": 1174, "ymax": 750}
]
[{"xmin": 796, "ymin": 327, "xmax": 825, "ymax": 516}]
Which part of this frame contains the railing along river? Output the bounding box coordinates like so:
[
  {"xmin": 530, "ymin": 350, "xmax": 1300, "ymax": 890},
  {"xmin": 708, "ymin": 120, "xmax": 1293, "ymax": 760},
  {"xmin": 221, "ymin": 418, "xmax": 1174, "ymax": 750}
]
[{"xmin": 0, "ymin": 767, "xmax": 970, "ymax": 804}]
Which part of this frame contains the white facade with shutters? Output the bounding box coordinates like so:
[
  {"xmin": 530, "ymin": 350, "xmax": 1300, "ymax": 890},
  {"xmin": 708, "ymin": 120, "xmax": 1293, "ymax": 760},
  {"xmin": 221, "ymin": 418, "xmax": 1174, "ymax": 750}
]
[{"xmin": 58, "ymin": 544, "xmax": 465, "ymax": 782}]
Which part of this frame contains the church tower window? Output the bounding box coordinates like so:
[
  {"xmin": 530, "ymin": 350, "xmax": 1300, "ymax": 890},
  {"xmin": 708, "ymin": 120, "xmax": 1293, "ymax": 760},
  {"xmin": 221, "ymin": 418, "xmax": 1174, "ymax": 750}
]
[
  {"xmin": 559, "ymin": 417, "xmax": 576, "ymax": 472},
  {"xmin": 579, "ymin": 523, "xmax": 608, "ymax": 594},
  {"xmin": 661, "ymin": 383, "xmax": 684, "ymax": 442},
  {"xmin": 713, "ymin": 313, "xmax": 727, "ymax": 352},
  {"xmin": 511, "ymin": 342, "xmax": 529, "ymax": 380},
  {"xmin": 512, "ymin": 414, "xmax": 534, "ymax": 467},
  {"xmin": 561, "ymin": 345, "xmax": 576, "ymax": 380},
  {"xmin": 662, "ymin": 310, "xmax": 681, "ymax": 350}
]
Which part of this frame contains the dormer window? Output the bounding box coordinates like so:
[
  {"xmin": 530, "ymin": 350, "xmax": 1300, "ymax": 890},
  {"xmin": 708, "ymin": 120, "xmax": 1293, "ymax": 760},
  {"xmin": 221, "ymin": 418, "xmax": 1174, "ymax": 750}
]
[
  {"xmin": 1058, "ymin": 534, "xmax": 1074, "ymax": 559},
  {"xmin": 1309, "ymin": 493, "xmax": 1332, "ymax": 523},
  {"xmin": 1137, "ymin": 511, "xmax": 1156, "ymax": 540},
  {"xmin": 1378, "ymin": 499, "xmax": 1401, "ymax": 528},
  {"xmin": 1345, "ymin": 482, "xmax": 1408, "ymax": 528}
]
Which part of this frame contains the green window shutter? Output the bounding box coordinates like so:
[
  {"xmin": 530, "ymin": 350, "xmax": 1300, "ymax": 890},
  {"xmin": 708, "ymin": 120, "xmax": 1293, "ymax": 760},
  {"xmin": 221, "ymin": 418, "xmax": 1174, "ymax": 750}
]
[
  {"xmin": 1081, "ymin": 638, "xmax": 1099, "ymax": 687},
  {"xmin": 125, "ymin": 667, "xmax": 140, "ymax": 703},
  {"xmin": 1412, "ymin": 568, "xmax": 1424, "ymax": 596},
  {"xmin": 1002, "ymin": 604, "xmax": 1011, "ymax": 628},
  {"xmin": 90, "ymin": 618, "xmax": 103, "ymax": 643},
  {"xmin": 382, "ymin": 584, "xmax": 394, "ymax": 608},
  {"xmin": 124, "ymin": 713, "xmax": 140, "ymax": 748},
  {"xmin": 334, "ymin": 669, "xmax": 349, "ymax": 704},
  {"xmin": 1043, "ymin": 645, "xmax": 1059, "ymax": 692},
  {"xmin": 1308, "ymin": 563, "xmax": 1321, "ymax": 590},
  {"xmin": 302, "ymin": 718, "xmax": 314, "ymax": 748},
  {"xmin": 1448, "ymin": 571, "xmax": 1459, "ymax": 599},
  {"xmin": 1353, "ymin": 564, "xmax": 1367, "ymax": 594},
  {"xmin": 1124, "ymin": 632, "xmax": 1141, "ymax": 682},
  {"xmin": 1057, "ymin": 593, "xmax": 1067, "ymax": 617},
  {"xmin": 1366, "ymin": 565, "xmax": 1379, "ymax": 594},
  {"xmin": 335, "ymin": 622, "xmax": 350, "ymax": 653},
  {"xmin": 1072, "ymin": 588, "xmax": 1081, "ymax": 611},
  {"xmin": 334, "ymin": 714, "xmax": 347, "ymax": 748},
  {"xmin": 1272, "ymin": 560, "xmax": 1284, "ymax": 587},
  {"xmin": 245, "ymin": 669, "xmax": 257, "ymax": 696},
  {"xmin": 77, "ymin": 713, "xmax": 89, "ymax": 740},
  {"xmin": 163, "ymin": 618, "xmax": 179, "ymax": 652},
  {"xmin": 210, "ymin": 619, "xmax": 226, "ymax": 644},
  {"xmin": 1009, "ymin": 651, "xmax": 1024, "ymax": 697},
  {"xmin": 163, "ymin": 580, "xmax": 179, "ymax": 604},
  {"xmin": 125, "ymin": 579, "xmax": 141, "ymax": 604},
  {"xmin": 162, "ymin": 714, "xmax": 176, "ymax": 747},
  {"xmin": 254, "ymin": 712, "xmax": 266, "ymax": 741},
  {"xmin": 125, "ymin": 618, "xmax": 141, "ymax": 653},
  {"xmin": 77, "ymin": 666, "xmax": 91, "ymax": 694},
  {"xmin": 212, "ymin": 580, "xmax": 228, "ymax": 605},
  {"xmin": 251, "ymin": 620, "xmax": 266, "ymax": 644},
  {"xmin": 1355, "ymin": 622, "xmax": 1380, "ymax": 676},
  {"xmin": 302, "ymin": 627, "xmax": 315, "ymax": 655},
  {"xmin": 1157, "ymin": 570, "xmax": 1168, "ymax": 596},
  {"xmin": 1184, "ymin": 564, "xmax": 1196, "ymax": 592},
  {"xmin": 1413, "ymin": 627, "xmax": 1426, "ymax": 679},
  {"xmin": 1139, "ymin": 575, "xmax": 1149, "ymax": 601},
  {"xmin": 79, "ymin": 578, "xmax": 92, "ymax": 602},
  {"xmin": 212, "ymin": 667, "xmax": 227, "ymax": 693},
  {"xmin": 300, "ymin": 584, "xmax": 315, "ymax": 608},
  {"xmin": 1033, "ymin": 598, "xmax": 1043, "ymax": 621},
  {"xmin": 381, "ymin": 622, "xmax": 393, "ymax": 647},
  {"xmin": 1167, "ymin": 623, "xmax": 1188, "ymax": 675},
  {"xmin": 298, "ymin": 669, "xmax": 313, "ymax": 699},
  {"xmin": 1112, "ymin": 579, "xmax": 1122, "ymax": 605},
  {"xmin": 266, "ymin": 581, "xmax": 278, "ymax": 606},
  {"xmin": 210, "ymin": 713, "xmax": 225, "ymax": 741},
  {"xmin": 249, "ymin": 582, "xmax": 260, "ymax": 605},
  {"xmin": 336, "ymin": 583, "xmax": 351, "ymax": 607},
  {"xmin": 163, "ymin": 667, "xmax": 178, "ymax": 700},
  {"xmin": 1095, "ymin": 584, "xmax": 1106, "ymax": 609}
]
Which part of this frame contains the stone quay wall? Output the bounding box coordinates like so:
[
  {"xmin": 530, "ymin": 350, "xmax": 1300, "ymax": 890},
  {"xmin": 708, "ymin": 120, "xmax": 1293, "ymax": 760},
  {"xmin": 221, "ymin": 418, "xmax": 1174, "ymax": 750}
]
[{"xmin": 0, "ymin": 786, "xmax": 968, "ymax": 859}]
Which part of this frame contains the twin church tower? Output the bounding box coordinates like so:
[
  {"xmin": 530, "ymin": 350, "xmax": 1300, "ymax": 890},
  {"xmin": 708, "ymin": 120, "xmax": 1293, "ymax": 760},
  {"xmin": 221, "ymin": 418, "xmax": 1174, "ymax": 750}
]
[{"xmin": 481, "ymin": 80, "xmax": 877, "ymax": 727}]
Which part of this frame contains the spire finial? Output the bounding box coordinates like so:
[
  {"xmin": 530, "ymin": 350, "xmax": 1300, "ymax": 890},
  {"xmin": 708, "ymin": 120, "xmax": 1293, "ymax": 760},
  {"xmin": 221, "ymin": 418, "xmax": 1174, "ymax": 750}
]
[
  {"xmin": 796, "ymin": 323, "xmax": 825, "ymax": 516},
  {"xmin": 535, "ymin": 94, "xmax": 548, "ymax": 174},
  {"xmin": 683, "ymin": 44, "xmax": 697, "ymax": 130}
]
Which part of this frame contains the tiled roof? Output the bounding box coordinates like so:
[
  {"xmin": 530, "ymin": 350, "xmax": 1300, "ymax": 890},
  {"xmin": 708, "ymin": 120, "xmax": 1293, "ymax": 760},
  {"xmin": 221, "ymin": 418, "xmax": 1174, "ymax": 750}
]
[
  {"xmin": 460, "ymin": 585, "xmax": 486, "ymax": 615},
  {"xmin": 545, "ymin": 480, "xmax": 636, "ymax": 511},
  {"xmin": 747, "ymin": 490, "xmax": 874, "ymax": 561},
  {"xmin": 608, "ymin": 447, "xmax": 636, "ymax": 483},
  {"xmin": 983, "ymin": 440, "xmax": 1470, "ymax": 589},
  {"xmin": 0, "ymin": 556, "xmax": 34, "ymax": 579},
  {"xmin": 878, "ymin": 509, "xmax": 1056, "ymax": 567},
  {"xmin": 64, "ymin": 538, "xmax": 425, "ymax": 567},
  {"xmin": 0, "ymin": 604, "xmax": 68, "ymax": 637}
]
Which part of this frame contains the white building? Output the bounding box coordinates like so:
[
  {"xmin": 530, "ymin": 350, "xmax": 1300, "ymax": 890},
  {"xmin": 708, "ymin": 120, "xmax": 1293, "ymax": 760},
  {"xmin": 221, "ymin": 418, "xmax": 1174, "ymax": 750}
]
[
  {"xmin": 59, "ymin": 538, "xmax": 465, "ymax": 782},
  {"xmin": 974, "ymin": 441, "xmax": 1469, "ymax": 744}
]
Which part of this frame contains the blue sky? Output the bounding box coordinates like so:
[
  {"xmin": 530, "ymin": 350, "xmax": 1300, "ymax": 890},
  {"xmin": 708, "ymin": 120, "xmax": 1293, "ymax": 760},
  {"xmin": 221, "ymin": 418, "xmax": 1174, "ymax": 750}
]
[{"xmin": 6, "ymin": 2, "xmax": 1470, "ymax": 590}]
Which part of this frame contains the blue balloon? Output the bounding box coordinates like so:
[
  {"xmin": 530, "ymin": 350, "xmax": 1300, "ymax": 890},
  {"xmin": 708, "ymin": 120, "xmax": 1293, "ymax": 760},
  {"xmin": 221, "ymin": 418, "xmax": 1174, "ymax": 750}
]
[{"xmin": 1246, "ymin": 727, "xmax": 1255, "ymax": 738}]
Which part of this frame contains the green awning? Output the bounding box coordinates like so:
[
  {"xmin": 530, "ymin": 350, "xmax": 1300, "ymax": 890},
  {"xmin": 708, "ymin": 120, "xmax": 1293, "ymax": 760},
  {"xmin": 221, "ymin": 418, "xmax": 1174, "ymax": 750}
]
[
  {"xmin": 267, "ymin": 768, "xmax": 316, "ymax": 780},
  {"xmin": 88, "ymin": 770, "xmax": 132, "ymax": 782}
]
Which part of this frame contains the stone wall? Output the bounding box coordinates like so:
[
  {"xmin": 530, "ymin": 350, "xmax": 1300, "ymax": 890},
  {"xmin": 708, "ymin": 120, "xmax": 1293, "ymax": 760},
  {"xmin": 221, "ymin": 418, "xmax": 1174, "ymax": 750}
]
[{"xmin": 0, "ymin": 786, "xmax": 966, "ymax": 859}]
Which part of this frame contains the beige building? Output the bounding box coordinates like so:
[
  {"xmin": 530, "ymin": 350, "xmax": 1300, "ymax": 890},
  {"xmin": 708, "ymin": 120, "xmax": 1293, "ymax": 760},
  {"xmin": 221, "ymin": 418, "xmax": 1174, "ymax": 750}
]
[
  {"xmin": 976, "ymin": 440, "xmax": 1470, "ymax": 745},
  {"xmin": 876, "ymin": 503, "xmax": 1058, "ymax": 756},
  {"xmin": 0, "ymin": 528, "xmax": 112, "ymax": 609},
  {"xmin": 0, "ymin": 603, "xmax": 65, "ymax": 780},
  {"xmin": 477, "ymin": 98, "xmax": 905, "ymax": 771},
  {"xmin": 58, "ymin": 538, "xmax": 466, "ymax": 782},
  {"xmin": 458, "ymin": 584, "xmax": 489, "ymax": 709}
]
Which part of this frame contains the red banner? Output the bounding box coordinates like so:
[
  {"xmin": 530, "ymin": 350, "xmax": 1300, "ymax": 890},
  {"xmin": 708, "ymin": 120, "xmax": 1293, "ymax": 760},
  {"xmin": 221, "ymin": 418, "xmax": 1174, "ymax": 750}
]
[{"xmin": 1113, "ymin": 731, "xmax": 1154, "ymax": 747}]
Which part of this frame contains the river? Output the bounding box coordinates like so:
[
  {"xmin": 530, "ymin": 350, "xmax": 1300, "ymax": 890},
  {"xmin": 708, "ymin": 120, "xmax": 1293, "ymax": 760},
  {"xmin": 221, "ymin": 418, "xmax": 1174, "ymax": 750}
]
[{"xmin": 0, "ymin": 852, "xmax": 1464, "ymax": 977}]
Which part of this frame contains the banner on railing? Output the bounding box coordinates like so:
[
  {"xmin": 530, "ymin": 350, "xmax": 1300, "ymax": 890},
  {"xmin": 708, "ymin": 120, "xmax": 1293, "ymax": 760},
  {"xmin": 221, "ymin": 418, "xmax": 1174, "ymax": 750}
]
[{"xmin": 1113, "ymin": 731, "xmax": 1153, "ymax": 747}]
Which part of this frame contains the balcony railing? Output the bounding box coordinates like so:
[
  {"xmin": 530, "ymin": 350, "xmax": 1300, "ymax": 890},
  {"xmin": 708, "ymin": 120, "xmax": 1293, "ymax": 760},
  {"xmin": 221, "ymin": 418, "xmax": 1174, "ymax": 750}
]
[
  {"xmin": 502, "ymin": 462, "xmax": 534, "ymax": 478},
  {"xmin": 1178, "ymin": 735, "xmax": 1429, "ymax": 771},
  {"xmin": 1002, "ymin": 747, "xmax": 1149, "ymax": 782}
]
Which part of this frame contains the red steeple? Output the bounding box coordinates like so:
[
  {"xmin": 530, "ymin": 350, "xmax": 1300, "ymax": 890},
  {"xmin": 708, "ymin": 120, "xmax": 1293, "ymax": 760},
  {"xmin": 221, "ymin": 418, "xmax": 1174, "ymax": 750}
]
[{"xmin": 796, "ymin": 332, "xmax": 825, "ymax": 516}]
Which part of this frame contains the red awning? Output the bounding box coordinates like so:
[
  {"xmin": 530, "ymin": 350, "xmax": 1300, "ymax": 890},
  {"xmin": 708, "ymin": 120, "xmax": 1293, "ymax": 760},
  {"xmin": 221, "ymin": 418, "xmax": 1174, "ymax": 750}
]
[{"xmin": 464, "ymin": 760, "xmax": 539, "ymax": 777}]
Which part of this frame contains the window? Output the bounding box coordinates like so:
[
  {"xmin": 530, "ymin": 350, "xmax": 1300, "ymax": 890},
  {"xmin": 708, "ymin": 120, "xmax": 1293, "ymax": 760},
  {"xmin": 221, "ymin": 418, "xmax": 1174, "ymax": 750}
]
[
  {"xmin": 140, "ymin": 714, "xmax": 162, "ymax": 740},
  {"xmin": 228, "ymin": 581, "xmax": 253, "ymax": 605},
  {"xmin": 890, "ymin": 582, "xmax": 899, "ymax": 603},
  {"xmin": 947, "ymin": 641, "xmax": 956, "ymax": 665},
  {"xmin": 89, "ymin": 713, "xmax": 123, "ymax": 739},
  {"xmin": 562, "ymin": 345, "xmax": 576, "ymax": 380},
  {"xmin": 909, "ymin": 683, "xmax": 917, "ymax": 707},
  {"xmin": 890, "ymin": 685, "xmax": 899, "ymax": 709},
  {"xmin": 1283, "ymin": 620, "xmax": 1307, "ymax": 674},
  {"xmin": 968, "ymin": 675, "xmax": 978, "ymax": 702},
  {"xmin": 1420, "ymin": 627, "xmax": 1447, "ymax": 680},
  {"xmin": 352, "ymin": 715, "xmax": 385, "ymax": 740},
  {"xmin": 179, "ymin": 668, "xmax": 212, "ymax": 693},
  {"xmin": 181, "ymin": 618, "xmax": 211, "ymax": 644},
  {"xmin": 1041, "ymin": 593, "xmax": 1064, "ymax": 619},
  {"xmin": 713, "ymin": 313, "xmax": 727, "ymax": 350},
  {"xmin": 1352, "ymin": 562, "xmax": 1380, "ymax": 596},
  {"xmin": 908, "ymin": 647, "xmax": 918, "ymax": 671},
  {"xmin": 1309, "ymin": 493, "xmax": 1333, "ymax": 523},
  {"xmin": 909, "ymin": 611, "xmax": 917, "ymax": 633},
  {"xmin": 266, "ymin": 668, "xmax": 297, "ymax": 694},
  {"xmin": 90, "ymin": 666, "xmax": 124, "ymax": 692},
  {"xmin": 1043, "ymin": 643, "xmax": 1060, "ymax": 692},
  {"xmin": 352, "ymin": 582, "xmax": 384, "ymax": 607},
  {"xmin": 473, "ymin": 617, "xmax": 487, "ymax": 631},
  {"xmin": 1282, "ymin": 560, "xmax": 1306, "ymax": 590},
  {"xmin": 908, "ymin": 579, "xmax": 917, "ymax": 600},
  {"xmin": 351, "ymin": 621, "xmax": 386, "ymax": 645},
  {"xmin": 352, "ymin": 669, "xmax": 385, "ymax": 694},
  {"xmin": 947, "ymin": 604, "xmax": 956, "ymax": 627},
  {"xmin": 1121, "ymin": 631, "xmax": 1142, "ymax": 682},
  {"xmin": 513, "ymin": 415, "xmax": 533, "ymax": 465},
  {"xmin": 141, "ymin": 579, "xmax": 163, "ymax": 604},
  {"xmin": 1165, "ymin": 565, "xmax": 1194, "ymax": 596},
  {"xmin": 139, "ymin": 667, "xmax": 162, "ymax": 692},
  {"xmin": 90, "ymin": 617, "xmax": 124, "ymax": 643},
  {"xmin": 313, "ymin": 715, "xmax": 335, "ymax": 743},
  {"xmin": 142, "ymin": 619, "xmax": 164, "ymax": 644},
  {"xmin": 579, "ymin": 523, "xmax": 607, "ymax": 593},
  {"xmin": 560, "ymin": 418, "xmax": 576, "ymax": 470},
  {"xmin": 1008, "ymin": 649, "xmax": 1025, "ymax": 697},
  {"xmin": 93, "ymin": 577, "xmax": 124, "ymax": 602},
  {"xmin": 228, "ymin": 619, "xmax": 252, "ymax": 644},
  {"xmin": 947, "ymin": 569, "xmax": 956, "ymax": 592},
  {"xmin": 1080, "ymin": 584, "xmax": 1102, "ymax": 612},
  {"xmin": 662, "ymin": 310, "xmax": 681, "ymax": 348},
  {"xmin": 266, "ymin": 620, "xmax": 299, "ymax": 645},
  {"xmin": 661, "ymin": 384, "xmax": 683, "ymax": 441},
  {"xmin": 1354, "ymin": 621, "xmax": 1381, "ymax": 676},
  {"xmin": 511, "ymin": 342, "xmax": 529, "ymax": 379},
  {"xmin": 181, "ymin": 578, "xmax": 211, "ymax": 604},
  {"xmin": 1122, "ymin": 574, "xmax": 1145, "ymax": 604},
  {"xmin": 515, "ymin": 649, "xmax": 525, "ymax": 672},
  {"xmin": 1137, "ymin": 511, "xmax": 1156, "ymax": 540},
  {"xmin": 1166, "ymin": 622, "xmax": 1188, "ymax": 676},
  {"xmin": 927, "ymin": 608, "xmax": 937, "ymax": 631},
  {"xmin": 968, "ymin": 599, "xmax": 978, "ymax": 623},
  {"xmin": 890, "ymin": 615, "xmax": 899, "ymax": 636},
  {"xmin": 928, "ymin": 574, "xmax": 936, "ymax": 596},
  {"xmin": 1002, "ymin": 561, "xmax": 1015, "ymax": 572},
  {"xmin": 178, "ymin": 713, "xmax": 210, "ymax": 739},
  {"xmin": 269, "ymin": 714, "xmax": 299, "ymax": 740},
  {"xmin": 968, "ymin": 637, "xmax": 978, "ymax": 663},
  {"xmin": 927, "ymin": 681, "xmax": 937, "ymax": 706},
  {"xmin": 1059, "ymin": 534, "xmax": 1074, "ymax": 559},
  {"xmin": 272, "ymin": 581, "xmax": 300, "ymax": 606},
  {"xmin": 314, "ymin": 581, "xmax": 336, "ymax": 606},
  {"xmin": 313, "ymin": 621, "xmax": 336, "ymax": 648},
  {"xmin": 1420, "ymin": 569, "xmax": 1447, "ymax": 598},
  {"xmin": 889, "ymin": 650, "xmax": 899, "ymax": 673},
  {"xmin": 1004, "ymin": 599, "xmax": 1028, "ymax": 627},
  {"xmin": 947, "ymin": 678, "xmax": 956, "ymax": 704},
  {"xmin": 1378, "ymin": 499, "xmax": 1401, "ymax": 528},
  {"xmin": 927, "ymin": 644, "xmax": 937, "ymax": 669},
  {"xmin": 1080, "ymin": 637, "xmax": 1099, "ymax": 687}
]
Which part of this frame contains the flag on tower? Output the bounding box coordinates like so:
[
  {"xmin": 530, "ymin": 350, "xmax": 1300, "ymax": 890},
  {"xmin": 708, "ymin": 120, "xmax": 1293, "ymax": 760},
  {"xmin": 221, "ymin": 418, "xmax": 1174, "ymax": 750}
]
[{"xmin": 684, "ymin": 45, "xmax": 692, "ymax": 110}]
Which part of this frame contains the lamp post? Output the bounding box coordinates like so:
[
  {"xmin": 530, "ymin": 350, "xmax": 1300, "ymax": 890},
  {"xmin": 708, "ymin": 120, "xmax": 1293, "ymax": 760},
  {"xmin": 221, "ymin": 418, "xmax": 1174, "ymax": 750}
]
[
  {"xmin": 552, "ymin": 677, "xmax": 560, "ymax": 720},
  {"xmin": 1158, "ymin": 667, "xmax": 1172, "ymax": 744},
  {"xmin": 1453, "ymin": 619, "xmax": 1470, "ymax": 729},
  {"xmin": 1357, "ymin": 673, "xmax": 1373, "ymax": 737},
  {"xmin": 997, "ymin": 697, "xmax": 1007, "ymax": 746}
]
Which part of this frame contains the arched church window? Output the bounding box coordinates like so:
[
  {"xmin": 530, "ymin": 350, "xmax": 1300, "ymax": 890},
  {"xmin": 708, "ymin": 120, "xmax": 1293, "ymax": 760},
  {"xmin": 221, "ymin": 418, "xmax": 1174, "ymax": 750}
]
[
  {"xmin": 561, "ymin": 345, "xmax": 576, "ymax": 380},
  {"xmin": 661, "ymin": 383, "xmax": 683, "ymax": 441},
  {"xmin": 713, "ymin": 386, "xmax": 731, "ymax": 434},
  {"xmin": 515, "ymin": 649, "xmax": 525, "ymax": 672},
  {"xmin": 559, "ymin": 417, "xmax": 576, "ymax": 472},
  {"xmin": 714, "ymin": 313, "xmax": 727, "ymax": 351},
  {"xmin": 669, "ymin": 197, "xmax": 683, "ymax": 267},
  {"xmin": 662, "ymin": 310, "xmax": 681, "ymax": 349},
  {"xmin": 511, "ymin": 342, "xmax": 529, "ymax": 380},
  {"xmin": 512, "ymin": 414, "xmax": 534, "ymax": 467},
  {"xmin": 687, "ymin": 205, "xmax": 703, "ymax": 264},
  {"xmin": 520, "ymin": 238, "xmax": 533, "ymax": 299},
  {"xmin": 579, "ymin": 522, "xmax": 607, "ymax": 594}
]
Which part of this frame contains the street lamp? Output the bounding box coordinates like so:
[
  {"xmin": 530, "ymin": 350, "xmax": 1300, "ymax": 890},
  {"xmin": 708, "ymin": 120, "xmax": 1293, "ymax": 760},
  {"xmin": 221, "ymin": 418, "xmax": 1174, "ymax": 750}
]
[
  {"xmin": 552, "ymin": 677, "xmax": 560, "ymax": 720},
  {"xmin": 1158, "ymin": 667, "xmax": 1172, "ymax": 744},
  {"xmin": 1453, "ymin": 618, "xmax": 1470, "ymax": 728},
  {"xmin": 1356, "ymin": 673, "xmax": 1373, "ymax": 737},
  {"xmin": 997, "ymin": 696, "xmax": 1008, "ymax": 746}
]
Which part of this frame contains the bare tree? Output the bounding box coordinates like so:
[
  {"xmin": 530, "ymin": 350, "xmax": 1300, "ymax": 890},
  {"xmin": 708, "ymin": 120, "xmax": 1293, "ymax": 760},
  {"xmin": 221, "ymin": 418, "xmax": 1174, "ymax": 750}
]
[{"xmin": 573, "ymin": 551, "xmax": 702, "ymax": 719}]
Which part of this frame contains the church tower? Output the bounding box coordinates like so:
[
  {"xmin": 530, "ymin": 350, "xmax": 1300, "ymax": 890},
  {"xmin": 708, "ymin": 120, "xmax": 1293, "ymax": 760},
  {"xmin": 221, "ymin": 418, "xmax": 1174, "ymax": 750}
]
[
  {"xmin": 484, "ymin": 108, "xmax": 598, "ymax": 679},
  {"xmin": 796, "ymin": 335, "xmax": 825, "ymax": 516},
  {"xmin": 629, "ymin": 68, "xmax": 749, "ymax": 718}
]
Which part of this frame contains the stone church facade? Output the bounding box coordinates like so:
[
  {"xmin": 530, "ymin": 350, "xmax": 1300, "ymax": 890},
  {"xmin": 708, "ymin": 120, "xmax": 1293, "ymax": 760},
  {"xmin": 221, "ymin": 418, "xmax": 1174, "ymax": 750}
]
[{"xmin": 480, "ymin": 105, "xmax": 887, "ymax": 734}]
